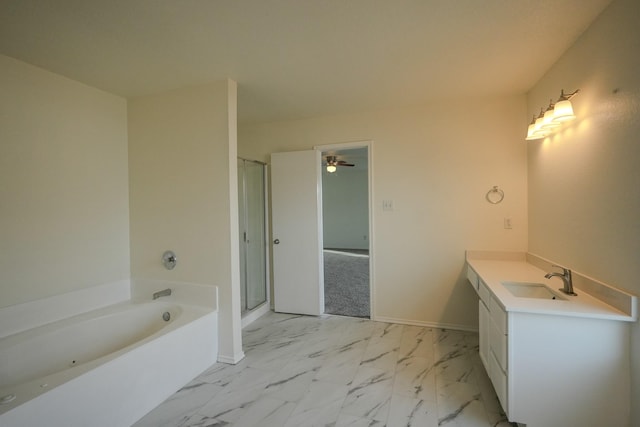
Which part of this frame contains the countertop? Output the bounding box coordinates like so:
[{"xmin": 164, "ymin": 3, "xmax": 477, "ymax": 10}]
[{"xmin": 466, "ymin": 255, "xmax": 636, "ymax": 322}]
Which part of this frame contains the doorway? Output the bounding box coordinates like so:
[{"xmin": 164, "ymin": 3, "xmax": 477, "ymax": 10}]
[
  {"xmin": 237, "ymin": 158, "xmax": 268, "ymax": 316},
  {"xmin": 319, "ymin": 145, "xmax": 371, "ymax": 318}
]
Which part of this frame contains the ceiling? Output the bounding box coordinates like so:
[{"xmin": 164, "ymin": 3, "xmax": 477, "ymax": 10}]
[{"xmin": 0, "ymin": 0, "xmax": 612, "ymax": 123}]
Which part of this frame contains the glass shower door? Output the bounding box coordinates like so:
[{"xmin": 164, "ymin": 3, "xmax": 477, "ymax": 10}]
[{"xmin": 238, "ymin": 159, "xmax": 267, "ymax": 314}]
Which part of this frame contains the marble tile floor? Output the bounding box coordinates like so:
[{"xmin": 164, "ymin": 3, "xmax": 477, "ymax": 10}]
[{"xmin": 134, "ymin": 311, "xmax": 515, "ymax": 427}]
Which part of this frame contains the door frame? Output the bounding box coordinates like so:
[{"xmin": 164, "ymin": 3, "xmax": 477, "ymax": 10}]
[{"xmin": 314, "ymin": 140, "xmax": 375, "ymax": 320}]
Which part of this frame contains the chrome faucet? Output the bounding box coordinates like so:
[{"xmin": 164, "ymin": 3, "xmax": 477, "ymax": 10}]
[
  {"xmin": 544, "ymin": 265, "xmax": 577, "ymax": 296},
  {"xmin": 153, "ymin": 288, "xmax": 172, "ymax": 300}
]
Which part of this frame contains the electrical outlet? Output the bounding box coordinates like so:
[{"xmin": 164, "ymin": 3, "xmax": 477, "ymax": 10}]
[
  {"xmin": 383, "ymin": 200, "xmax": 394, "ymax": 211},
  {"xmin": 504, "ymin": 218, "xmax": 513, "ymax": 229}
]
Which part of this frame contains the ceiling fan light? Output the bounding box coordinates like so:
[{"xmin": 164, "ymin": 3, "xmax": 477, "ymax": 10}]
[{"xmin": 326, "ymin": 164, "xmax": 337, "ymax": 173}]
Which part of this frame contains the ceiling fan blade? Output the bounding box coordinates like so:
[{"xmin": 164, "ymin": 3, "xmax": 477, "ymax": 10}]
[{"xmin": 337, "ymin": 161, "xmax": 355, "ymax": 167}]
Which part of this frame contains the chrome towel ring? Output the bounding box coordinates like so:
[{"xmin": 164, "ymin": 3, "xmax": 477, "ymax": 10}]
[{"xmin": 486, "ymin": 186, "xmax": 504, "ymax": 204}]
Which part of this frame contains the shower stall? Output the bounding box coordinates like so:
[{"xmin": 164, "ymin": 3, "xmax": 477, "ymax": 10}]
[{"xmin": 237, "ymin": 158, "xmax": 268, "ymax": 316}]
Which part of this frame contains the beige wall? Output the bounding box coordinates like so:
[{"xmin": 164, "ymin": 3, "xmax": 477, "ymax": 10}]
[
  {"xmin": 0, "ymin": 54, "xmax": 130, "ymax": 308},
  {"xmin": 240, "ymin": 95, "xmax": 528, "ymax": 329},
  {"xmin": 526, "ymin": 0, "xmax": 640, "ymax": 422},
  {"xmin": 128, "ymin": 80, "xmax": 242, "ymax": 362}
]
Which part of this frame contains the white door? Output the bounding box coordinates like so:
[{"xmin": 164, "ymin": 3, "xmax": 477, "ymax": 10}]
[{"xmin": 271, "ymin": 150, "xmax": 324, "ymax": 315}]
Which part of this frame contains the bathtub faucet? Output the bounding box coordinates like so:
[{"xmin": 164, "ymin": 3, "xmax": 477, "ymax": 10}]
[{"xmin": 153, "ymin": 288, "xmax": 172, "ymax": 300}]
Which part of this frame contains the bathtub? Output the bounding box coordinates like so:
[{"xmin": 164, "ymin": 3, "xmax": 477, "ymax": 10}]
[{"xmin": 0, "ymin": 284, "xmax": 218, "ymax": 427}]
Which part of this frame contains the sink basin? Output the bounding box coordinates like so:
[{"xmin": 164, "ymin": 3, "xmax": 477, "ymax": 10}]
[{"xmin": 502, "ymin": 282, "xmax": 566, "ymax": 300}]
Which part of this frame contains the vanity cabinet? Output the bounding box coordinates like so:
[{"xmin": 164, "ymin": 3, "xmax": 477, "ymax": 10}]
[
  {"xmin": 478, "ymin": 278, "xmax": 508, "ymax": 411},
  {"xmin": 466, "ymin": 264, "xmax": 632, "ymax": 427}
]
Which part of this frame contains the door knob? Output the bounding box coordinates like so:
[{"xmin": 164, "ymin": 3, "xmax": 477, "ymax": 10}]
[{"xmin": 273, "ymin": 239, "xmax": 280, "ymax": 244}]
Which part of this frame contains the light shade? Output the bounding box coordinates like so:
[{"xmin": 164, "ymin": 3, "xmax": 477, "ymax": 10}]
[
  {"xmin": 525, "ymin": 115, "xmax": 541, "ymax": 140},
  {"xmin": 553, "ymin": 99, "xmax": 576, "ymax": 122},
  {"xmin": 526, "ymin": 123, "xmax": 537, "ymax": 140},
  {"xmin": 542, "ymin": 107, "xmax": 560, "ymax": 129},
  {"xmin": 326, "ymin": 164, "xmax": 337, "ymax": 173},
  {"xmin": 526, "ymin": 126, "xmax": 544, "ymax": 140},
  {"xmin": 533, "ymin": 114, "xmax": 546, "ymax": 135},
  {"xmin": 526, "ymin": 126, "xmax": 549, "ymax": 140}
]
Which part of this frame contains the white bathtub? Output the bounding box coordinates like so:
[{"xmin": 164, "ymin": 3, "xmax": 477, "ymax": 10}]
[{"xmin": 0, "ymin": 287, "xmax": 218, "ymax": 427}]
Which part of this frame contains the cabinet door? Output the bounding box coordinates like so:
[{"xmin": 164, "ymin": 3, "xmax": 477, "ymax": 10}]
[
  {"xmin": 489, "ymin": 314, "xmax": 508, "ymax": 371},
  {"xmin": 489, "ymin": 350, "xmax": 509, "ymax": 413},
  {"xmin": 479, "ymin": 300, "xmax": 490, "ymax": 370}
]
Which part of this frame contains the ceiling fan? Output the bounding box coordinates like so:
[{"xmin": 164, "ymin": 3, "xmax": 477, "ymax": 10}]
[{"xmin": 325, "ymin": 155, "xmax": 354, "ymax": 173}]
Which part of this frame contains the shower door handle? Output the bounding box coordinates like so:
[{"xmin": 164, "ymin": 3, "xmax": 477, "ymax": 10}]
[{"xmin": 273, "ymin": 239, "xmax": 280, "ymax": 245}]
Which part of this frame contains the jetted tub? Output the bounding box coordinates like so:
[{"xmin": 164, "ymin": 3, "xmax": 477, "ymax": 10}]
[{"xmin": 0, "ymin": 288, "xmax": 218, "ymax": 427}]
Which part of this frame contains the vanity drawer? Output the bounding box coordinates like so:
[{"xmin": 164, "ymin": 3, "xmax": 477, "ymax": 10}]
[
  {"xmin": 489, "ymin": 295, "xmax": 508, "ymax": 335},
  {"xmin": 479, "ymin": 279, "xmax": 491, "ymax": 306}
]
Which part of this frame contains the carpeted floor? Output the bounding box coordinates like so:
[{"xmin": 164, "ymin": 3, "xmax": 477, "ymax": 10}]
[{"xmin": 323, "ymin": 249, "xmax": 370, "ymax": 318}]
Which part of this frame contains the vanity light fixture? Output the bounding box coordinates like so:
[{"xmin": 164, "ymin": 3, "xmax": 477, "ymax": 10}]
[
  {"xmin": 553, "ymin": 89, "xmax": 579, "ymax": 122},
  {"xmin": 526, "ymin": 109, "xmax": 550, "ymax": 140},
  {"xmin": 541, "ymin": 100, "xmax": 561, "ymax": 130},
  {"xmin": 525, "ymin": 115, "xmax": 538, "ymax": 140},
  {"xmin": 526, "ymin": 89, "xmax": 579, "ymax": 140}
]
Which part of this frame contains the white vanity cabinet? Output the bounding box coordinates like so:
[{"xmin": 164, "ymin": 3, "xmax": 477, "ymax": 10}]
[
  {"xmin": 466, "ymin": 264, "xmax": 633, "ymax": 427},
  {"xmin": 477, "ymin": 277, "xmax": 508, "ymax": 412}
]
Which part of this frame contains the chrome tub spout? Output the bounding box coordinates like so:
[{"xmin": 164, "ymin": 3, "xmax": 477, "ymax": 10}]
[{"xmin": 153, "ymin": 288, "xmax": 172, "ymax": 300}]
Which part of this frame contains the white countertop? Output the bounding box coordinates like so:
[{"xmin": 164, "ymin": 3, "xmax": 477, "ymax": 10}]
[{"xmin": 467, "ymin": 257, "xmax": 635, "ymax": 322}]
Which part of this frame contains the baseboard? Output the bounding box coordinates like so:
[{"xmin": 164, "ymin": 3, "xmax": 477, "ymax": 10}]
[
  {"xmin": 218, "ymin": 351, "xmax": 246, "ymax": 365},
  {"xmin": 241, "ymin": 303, "xmax": 270, "ymax": 328},
  {"xmin": 373, "ymin": 315, "xmax": 478, "ymax": 333}
]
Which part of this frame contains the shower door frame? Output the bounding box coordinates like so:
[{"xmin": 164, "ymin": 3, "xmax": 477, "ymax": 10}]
[{"xmin": 238, "ymin": 157, "xmax": 270, "ymax": 326}]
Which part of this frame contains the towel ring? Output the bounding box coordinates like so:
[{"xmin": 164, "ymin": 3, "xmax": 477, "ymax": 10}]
[{"xmin": 486, "ymin": 186, "xmax": 504, "ymax": 204}]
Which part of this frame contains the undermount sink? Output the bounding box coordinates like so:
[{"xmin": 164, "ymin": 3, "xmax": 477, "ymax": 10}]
[{"xmin": 502, "ymin": 281, "xmax": 567, "ymax": 300}]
